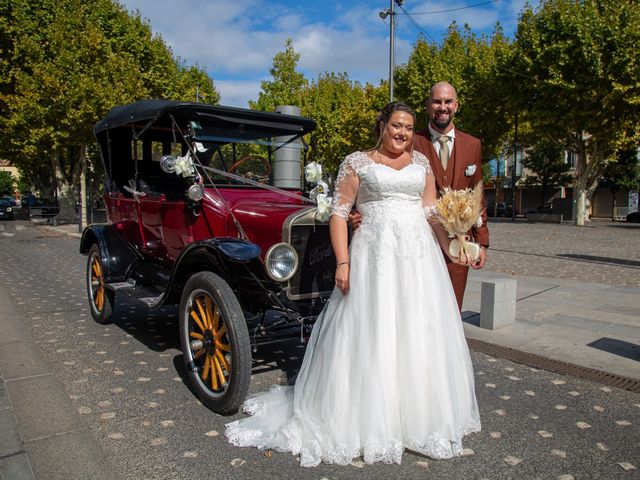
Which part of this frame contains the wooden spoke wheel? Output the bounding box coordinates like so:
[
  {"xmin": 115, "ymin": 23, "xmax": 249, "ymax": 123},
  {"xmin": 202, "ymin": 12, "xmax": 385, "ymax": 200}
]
[
  {"xmin": 87, "ymin": 244, "xmax": 114, "ymax": 324},
  {"xmin": 179, "ymin": 272, "xmax": 251, "ymax": 414}
]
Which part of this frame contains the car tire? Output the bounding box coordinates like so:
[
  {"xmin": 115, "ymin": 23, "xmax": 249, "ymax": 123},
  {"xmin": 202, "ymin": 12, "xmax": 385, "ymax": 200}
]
[
  {"xmin": 87, "ymin": 244, "xmax": 114, "ymax": 324},
  {"xmin": 179, "ymin": 271, "xmax": 251, "ymax": 414}
]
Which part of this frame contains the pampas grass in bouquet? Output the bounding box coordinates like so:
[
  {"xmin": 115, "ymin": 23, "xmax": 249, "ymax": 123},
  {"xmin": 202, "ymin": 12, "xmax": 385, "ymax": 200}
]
[{"xmin": 435, "ymin": 182, "xmax": 484, "ymax": 261}]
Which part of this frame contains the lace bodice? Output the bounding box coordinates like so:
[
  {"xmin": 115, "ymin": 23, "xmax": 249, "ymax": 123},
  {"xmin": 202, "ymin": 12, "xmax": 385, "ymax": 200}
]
[{"xmin": 330, "ymin": 150, "xmax": 433, "ymax": 220}]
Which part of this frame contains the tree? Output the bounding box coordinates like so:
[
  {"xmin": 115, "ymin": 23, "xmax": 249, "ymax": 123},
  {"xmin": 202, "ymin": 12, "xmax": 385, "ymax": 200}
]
[
  {"xmin": 521, "ymin": 138, "xmax": 572, "ymax": 207},
  {"xmin": 0, "ymin": 171, "xmax": 14, "ymax": 196},
  {"xmin": 600, "ymin": 149, "xmax": 640, "ymax": 218},
  {"xmin": 394, "ymin": 24, "xmax": 513, "ymax": 161},
  {"xmin": 509, "ymin": 0, "xmax": 640, "ymax": 225},
  {"xmin": 251, "ymin": 41, "xmax": 387, "ymax": 175},
  {"xmin": 0, "ymin": 0, "xmax": 219, "ymax": 220},
  {"xmin": 301, "ymin": 73, "xmax": 386, "ymax": 172},
  {"xmin": 249, "ymin": 39, "xmax": 307, "ymax": 112}
]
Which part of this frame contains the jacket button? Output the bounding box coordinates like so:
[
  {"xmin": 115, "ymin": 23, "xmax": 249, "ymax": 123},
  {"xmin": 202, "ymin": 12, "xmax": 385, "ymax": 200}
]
[{"xmin": 443, "ymin": 175, "xmax": 447, "ymax": 180}]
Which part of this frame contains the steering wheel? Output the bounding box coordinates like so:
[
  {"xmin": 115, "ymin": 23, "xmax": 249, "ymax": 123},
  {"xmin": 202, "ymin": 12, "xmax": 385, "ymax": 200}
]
[{"xmin": 228, "ymin": 155, "xmax": 271, "ymax": 183}]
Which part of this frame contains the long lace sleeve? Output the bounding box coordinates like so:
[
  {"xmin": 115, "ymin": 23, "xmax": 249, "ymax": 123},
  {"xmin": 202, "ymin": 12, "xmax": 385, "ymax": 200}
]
[
  {"xmin": 413, "ymin": 151, "xmax": 437, "ymax": 222},
  {"xmin": 330, "ymin": 155, "xmax": 360, "ymax": 220}
]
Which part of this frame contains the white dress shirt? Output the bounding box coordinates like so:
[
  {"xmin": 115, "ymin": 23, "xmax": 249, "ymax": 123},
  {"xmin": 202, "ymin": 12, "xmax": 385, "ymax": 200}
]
[{"xmin": 428, "ymin": 124, "xmax": 456, "ymax": 160}]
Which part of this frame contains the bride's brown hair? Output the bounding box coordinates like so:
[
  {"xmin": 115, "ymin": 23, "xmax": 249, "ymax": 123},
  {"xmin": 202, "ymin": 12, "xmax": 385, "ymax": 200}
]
[{"xmin": 372, "ymin": 101, "xmax": 415, "ymax": 150}]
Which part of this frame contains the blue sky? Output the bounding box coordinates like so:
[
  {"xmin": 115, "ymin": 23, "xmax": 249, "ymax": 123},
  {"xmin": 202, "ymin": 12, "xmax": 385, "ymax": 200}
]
[{"xmin": 118, "ymin": 0, "xmax": 528, "ymax": 107}]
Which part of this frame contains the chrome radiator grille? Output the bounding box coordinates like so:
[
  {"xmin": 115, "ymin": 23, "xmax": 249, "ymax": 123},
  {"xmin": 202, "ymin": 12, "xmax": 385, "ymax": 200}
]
[{"xmin": 283, "ymin": 208, "xmax": 335, "ymax": 300}]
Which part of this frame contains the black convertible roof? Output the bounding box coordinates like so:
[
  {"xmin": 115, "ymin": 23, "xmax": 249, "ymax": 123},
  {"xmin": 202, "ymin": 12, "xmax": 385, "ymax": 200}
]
[{"xmin": 94, "ymin": 99, "xmax": 316, "ymax": 137}]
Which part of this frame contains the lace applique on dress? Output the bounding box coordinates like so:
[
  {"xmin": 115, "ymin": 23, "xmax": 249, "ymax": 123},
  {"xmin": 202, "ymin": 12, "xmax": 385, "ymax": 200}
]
[
  {"xmin": 423, "ymin": 205, "xmax": 437, "ymax": 220},
  {"xmin": 330, "ymin": 152, "xmax": 373, "ymax": 219},
  {"xmin": 411, "ymin": 150, "xmax": 432, "ymax": 176}
]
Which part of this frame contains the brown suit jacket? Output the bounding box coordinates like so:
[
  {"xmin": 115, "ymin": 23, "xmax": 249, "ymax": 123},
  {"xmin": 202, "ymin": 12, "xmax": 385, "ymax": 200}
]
[{"xmin": 414, "ymin": 127, "xmax": 489, "ymax": 310}]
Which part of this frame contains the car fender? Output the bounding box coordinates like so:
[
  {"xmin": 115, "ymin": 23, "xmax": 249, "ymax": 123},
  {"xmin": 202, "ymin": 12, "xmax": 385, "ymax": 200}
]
[
  {"xmin": 163, "ymin": 237, "xmax": 262, "ymax": 300},
  {"xmin": 79, "ymin": 224, "xmax": 140, "ymax": 281}
]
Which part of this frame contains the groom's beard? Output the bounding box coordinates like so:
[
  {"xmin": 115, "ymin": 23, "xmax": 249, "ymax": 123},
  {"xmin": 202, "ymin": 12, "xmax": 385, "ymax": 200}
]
[{"xmin": 432, "ymin": 117, "xmax": 452, "ymax": 130}]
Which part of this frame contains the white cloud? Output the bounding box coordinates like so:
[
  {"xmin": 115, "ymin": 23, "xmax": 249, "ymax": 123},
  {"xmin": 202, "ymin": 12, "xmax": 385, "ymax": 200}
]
[
  {"xmin": 118, "ymin": 0, "xmax": 523, "ymax": 107},
  {"xmin": 405, "ymin": 1, "xmax": 500, "ymax": 33},
  {"xmin": 215, "ymin": 79, "xmax": 263, "ymax": 108}
]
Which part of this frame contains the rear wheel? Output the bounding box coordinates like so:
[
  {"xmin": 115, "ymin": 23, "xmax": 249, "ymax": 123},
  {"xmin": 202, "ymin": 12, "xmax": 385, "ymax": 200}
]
[
  {"xmin": 87, "ymin": 244, "xmax": 114, "ymax": 324},
  {"xmin": 179, "ymin": 272, "xmax": 251, "ymax": 414}
]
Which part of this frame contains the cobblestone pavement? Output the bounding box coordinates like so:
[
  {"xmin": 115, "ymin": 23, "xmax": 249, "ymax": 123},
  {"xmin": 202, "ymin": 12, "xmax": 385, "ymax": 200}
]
[
  {"xmin": 484, "ymin": 219, "xmax": 640, "ymax": 287},
  {"xmin": 0, "ymin": 221, "xmax": 639, "ymax": 480}
]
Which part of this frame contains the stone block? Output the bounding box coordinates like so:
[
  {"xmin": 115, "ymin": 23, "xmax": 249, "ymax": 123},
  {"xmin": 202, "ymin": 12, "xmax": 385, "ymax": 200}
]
[{"xmin": 480, "ymin": 278, "xmax": 517, "ymax": 330}]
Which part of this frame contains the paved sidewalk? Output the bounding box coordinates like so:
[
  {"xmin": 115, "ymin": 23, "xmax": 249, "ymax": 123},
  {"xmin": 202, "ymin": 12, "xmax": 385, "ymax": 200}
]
[
  {"xmin": 0, "ymin": 281, "xmax": 118, "ymax": 480},
  {"xmin": 463, "ymin": 270, "xmax": 640, "ymax": 381}
]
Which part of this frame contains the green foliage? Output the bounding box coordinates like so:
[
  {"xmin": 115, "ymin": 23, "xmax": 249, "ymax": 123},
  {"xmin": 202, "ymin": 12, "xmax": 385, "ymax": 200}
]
[
  {"xmin": 251, "ymin": 41, "xmax": 388, "ymax": 174},
  {"xmin": 0, "ymin": 170, "xmax": 14, "ymax": 195},
  {"xmin": 521, "ymin": 138, "xmax": 572, "ymax": 205},
  {"xmin": 0, "ymin": 0, "xmax": 219, "ymax": 196},
  {"xmin": 249, "ymin": 39, "xmax": 307, "ymax": 112},
  {"xmin": 301, "ymin": 73, "xmax": 386, "ymax": 173},
  {"xmin": 601, "ymin": 149, "xmax": 640, "ymax": 193},
  {"xmin": 394, "ymin": 24, "xmax": 513, "ymax": 161},
  {"xmin": 508, "ymin": 0, "xmax": 640, "ymax": 223}
]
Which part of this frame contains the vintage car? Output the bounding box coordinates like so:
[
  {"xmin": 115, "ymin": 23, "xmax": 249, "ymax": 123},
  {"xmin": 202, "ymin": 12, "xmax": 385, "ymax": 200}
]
[{"xmin": 81, "ymin": 100, "xmax": 336, "ymax": 413}]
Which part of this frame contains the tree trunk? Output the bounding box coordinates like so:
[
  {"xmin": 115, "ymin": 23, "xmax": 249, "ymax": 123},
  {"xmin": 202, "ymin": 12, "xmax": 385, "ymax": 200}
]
[{"xmin": 51, "ymin": 150, "xmax": 77, "ymax": 223}]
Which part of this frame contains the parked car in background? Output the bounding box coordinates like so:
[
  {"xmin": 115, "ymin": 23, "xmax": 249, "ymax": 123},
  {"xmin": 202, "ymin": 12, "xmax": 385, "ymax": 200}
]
[
  {"xmin": 486, "ymin": 202, "xmax": 515, "ymax": 217},
  {"xmin": 526, "ymin": 203, "xmax": 553, "ymax": 215},
  {"xmin": 0, "ymin": 198, "xmax": 15, "ymax": 220},
  {"xmin": 626, "ymin": 211, "xmax": 640, "ymax": 223},
  {"xmin": 80, "ymin": 100, "xmax": 328, "ymax": 414}
]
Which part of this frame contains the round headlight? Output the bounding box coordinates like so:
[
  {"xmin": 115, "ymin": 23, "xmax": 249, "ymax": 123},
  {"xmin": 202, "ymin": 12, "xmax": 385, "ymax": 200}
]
[
  {"xmin": 187, "ymin": 183, "xmax": 204, "ymax": 202},
  {"xmin": 6, "ymin": 207, "xmax": 12, "ymax": 212},
  {"xmin": 265, "ymin": 243, "xmax": 298, "ymax": 282}
]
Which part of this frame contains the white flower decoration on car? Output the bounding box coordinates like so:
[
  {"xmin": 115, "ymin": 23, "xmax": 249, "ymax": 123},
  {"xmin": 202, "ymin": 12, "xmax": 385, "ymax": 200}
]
[
  {"xmin": 304, "ymin": 162, "xmax": 332, "ymax": 221},
  {"xmin": 174, "ymin": 153, "xmax": 195, "ymax": 178},
  {"xmin": 315, "ymin": 194, "xmax": 331, "ymax": 222},
  {"xmin": 309, "ymin": 179, "xmax": 329, "ymax": 201},
  {"xmin": 464, "ymin": 164, "xmax": 477, "ymax": 177},
  {"xmin": 305, "ymin": 161, "xmax": 323, "ymax": 183}
]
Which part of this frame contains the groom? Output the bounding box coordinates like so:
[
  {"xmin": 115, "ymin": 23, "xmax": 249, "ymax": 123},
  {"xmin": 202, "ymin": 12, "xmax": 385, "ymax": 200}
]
[{"xmin": 413, "ymin": 81, "xmax": 489, "ymax": 310}]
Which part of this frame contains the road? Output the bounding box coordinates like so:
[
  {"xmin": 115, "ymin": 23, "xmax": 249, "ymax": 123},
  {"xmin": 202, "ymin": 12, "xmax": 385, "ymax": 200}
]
[{"xmin": 0, "ymin": 220, "xmax": 638, "ymax": 479}]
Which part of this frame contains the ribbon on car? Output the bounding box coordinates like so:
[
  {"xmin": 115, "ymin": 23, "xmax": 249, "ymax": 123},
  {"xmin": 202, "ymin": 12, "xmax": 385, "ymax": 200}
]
[{"xmin": 198, "ymin": 164, "xmax": 315, "ymax": 205}]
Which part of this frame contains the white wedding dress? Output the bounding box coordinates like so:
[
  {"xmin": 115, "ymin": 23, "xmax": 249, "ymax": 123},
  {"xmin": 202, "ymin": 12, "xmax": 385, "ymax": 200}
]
[{"xmin": 225, "ymin": 151, "xmax": 480, "ymax": 467}]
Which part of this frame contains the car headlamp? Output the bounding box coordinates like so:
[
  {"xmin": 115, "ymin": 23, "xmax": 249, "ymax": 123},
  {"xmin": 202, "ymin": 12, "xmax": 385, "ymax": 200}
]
[
  {"xmin": 265, "ymin": 243, "xmax": 298, "ymax": 282},
  {"xmin": 6, "ymin": 207, "xmax": 12, "ymax": 212},
  {"xmin": 187, "ymin": 183, "xmax": 204, "ymax": 202}
]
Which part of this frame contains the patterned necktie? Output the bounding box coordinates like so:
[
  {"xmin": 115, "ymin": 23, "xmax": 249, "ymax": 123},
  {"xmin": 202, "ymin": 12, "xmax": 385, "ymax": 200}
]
[{"xmin": 437, "ymin": 135, "xmax": 450, "ymax": 169}]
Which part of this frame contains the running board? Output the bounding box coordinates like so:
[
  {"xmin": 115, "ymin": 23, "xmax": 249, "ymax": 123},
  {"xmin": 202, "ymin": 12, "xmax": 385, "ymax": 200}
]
[{"xmin": 106, "ymin": 280, "xmax": 165, "ymax": 308}]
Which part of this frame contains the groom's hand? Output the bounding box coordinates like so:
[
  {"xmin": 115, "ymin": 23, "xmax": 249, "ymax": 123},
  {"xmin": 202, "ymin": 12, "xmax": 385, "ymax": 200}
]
[
  {"xmin": 471, "ymin": 247, "xmax": 486, "ymax": 269},
  {"xmin": 348, "ymin": 210, "xmax": 362, "ymax": 231}
]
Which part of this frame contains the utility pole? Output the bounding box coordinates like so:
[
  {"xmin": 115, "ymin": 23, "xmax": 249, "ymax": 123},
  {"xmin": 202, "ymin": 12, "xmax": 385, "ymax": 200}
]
[{"xmin": 380, "ymin": 1, "xmax": 403, "ymax": 102}]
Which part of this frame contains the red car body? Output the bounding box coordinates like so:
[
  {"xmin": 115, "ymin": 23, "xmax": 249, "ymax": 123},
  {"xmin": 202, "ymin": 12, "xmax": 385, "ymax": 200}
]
[{"xmin": 80, "ymin": 100, "xmax": 334, "ymax": 413}]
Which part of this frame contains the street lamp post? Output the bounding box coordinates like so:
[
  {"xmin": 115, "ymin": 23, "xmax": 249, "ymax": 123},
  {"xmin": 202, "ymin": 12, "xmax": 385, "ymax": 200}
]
[
  {"xmin": 380, "ymin": 1, "xmax": 404, "ymax": 102},
  {"xmin": 511, "ymin": 112, "xmax": 518, "ymax": 222}
]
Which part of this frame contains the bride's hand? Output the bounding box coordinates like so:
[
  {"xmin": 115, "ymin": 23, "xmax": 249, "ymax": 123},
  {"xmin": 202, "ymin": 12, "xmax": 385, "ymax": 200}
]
[
  {"xmin": 335, "ymin": 263, "xmax": 350, "ymax": 295},
  {"xmin": 450, "ymin": 252, "xmax": 474, "ymax": 266}
]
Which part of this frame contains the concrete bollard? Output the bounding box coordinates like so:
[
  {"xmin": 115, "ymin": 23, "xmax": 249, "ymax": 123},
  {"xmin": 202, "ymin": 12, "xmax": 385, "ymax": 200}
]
[{"xmin": 480, "ymin": 278, "xmax": 517, "ymax": 329}]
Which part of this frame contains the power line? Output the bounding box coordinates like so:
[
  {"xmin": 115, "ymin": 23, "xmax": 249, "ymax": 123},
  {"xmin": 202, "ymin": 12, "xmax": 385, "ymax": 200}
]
[
  {"xmin": 396, "ymin": 3, "xmax": 436, "ymax": 43},
  {"xmin": 400, "ymin": 0, "xmax": 500, "ymax": 16}
]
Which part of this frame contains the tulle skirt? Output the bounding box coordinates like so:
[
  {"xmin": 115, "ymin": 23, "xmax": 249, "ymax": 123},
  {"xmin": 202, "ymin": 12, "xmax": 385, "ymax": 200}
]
[{"xmin": 226, "ymin": 203, "xmax": 481, "ymax": 467}]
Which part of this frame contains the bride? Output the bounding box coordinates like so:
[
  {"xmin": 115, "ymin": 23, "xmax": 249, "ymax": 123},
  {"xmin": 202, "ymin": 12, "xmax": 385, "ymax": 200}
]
[{"xmin": 225, "ymin": 102, "xmax": 481, "ymax": 467}]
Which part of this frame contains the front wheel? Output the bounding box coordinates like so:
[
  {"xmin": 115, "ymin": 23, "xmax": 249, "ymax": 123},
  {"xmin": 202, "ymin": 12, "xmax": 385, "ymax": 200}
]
[
  {"xmin": 179, "ymin": 272, "xmax": 251, "ymax": 414},
  {"xmin": 87, "ymin": 244, "xmax": 114, "ymax": 324}
]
